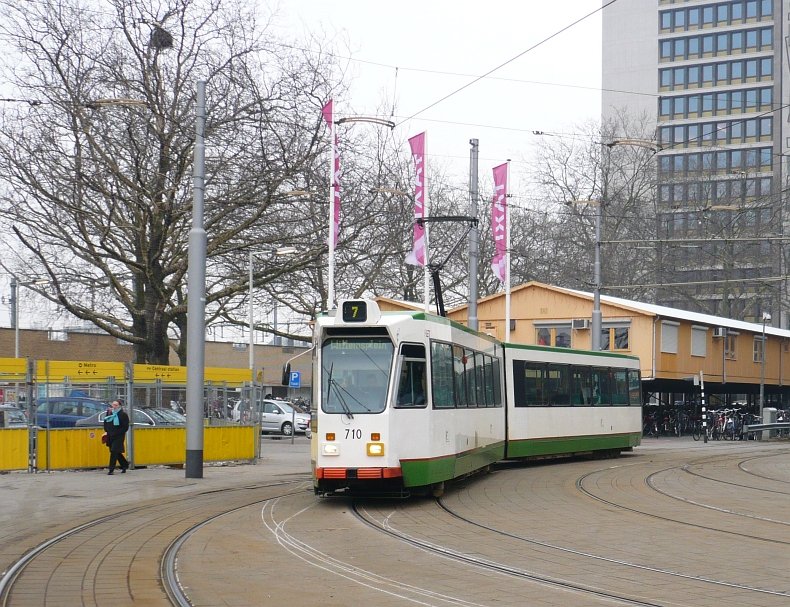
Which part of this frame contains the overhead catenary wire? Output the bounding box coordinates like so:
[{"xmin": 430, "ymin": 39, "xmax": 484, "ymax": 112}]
[{"xmin": 394, "ymin": 0, "xmax": 623, "ymax": 127}]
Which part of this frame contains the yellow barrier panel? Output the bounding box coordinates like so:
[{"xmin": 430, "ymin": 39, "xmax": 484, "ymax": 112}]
[
  {"xmin": 0, "ymin": 357, "xmax": 27, "ymax": 381},
  {"xmin": 133, "ymin": 364, "xmax": 187, "ymax": 383},
  {"xmin": 133, "ymin": 427, "xmax": 186, "ymax": 465},
  {"xmin": 205, "ymin": 367, "xmax": 252, "ymax": 387},
  {"xmin": 204, "ymin": 425, "xmax": 258, "ymax": 461},
  {"xmin": 0, "ymin": 428, "xmax": 30, "ymax": 471},
  {"xmin": 133, "ymin": 364, "xmax": 252, "ymax": 386},
  {"xmin": 35, "ymin": 360, "xmax": 126, "ymax": 382},
  {"xmin": 37, "ymin": 428, "xmax": 107, "ymax": 470},
  {"xmin": 34, "ymin": 426, "xmax": 258, "ymax": 470}
]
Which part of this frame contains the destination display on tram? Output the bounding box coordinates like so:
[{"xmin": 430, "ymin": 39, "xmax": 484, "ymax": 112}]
[{"xmin": 341, "ymin": 300, "xmax": 367, "ymax": 322}]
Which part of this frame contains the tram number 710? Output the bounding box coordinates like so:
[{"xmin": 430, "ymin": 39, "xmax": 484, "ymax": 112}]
[{"xmin": 345, "ymin": 428, "xmax": 362, "ymax": 440}]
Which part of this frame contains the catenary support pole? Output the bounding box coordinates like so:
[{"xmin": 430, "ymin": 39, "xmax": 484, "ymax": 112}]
[
  {"xmin": 11, "ymin": 278, "xmax": 18, "ymax": 358},
  {"xmin": 186, "ymin": 80, "xmax": 207, "ymax": 479},
  {"xmin": 468, "ymin": 139, "xmax": 479, "ymax": 331},
  {"xmin": 591, "ymin": 200, "xmax": 603, "ymax": 351},
  {"xmin": 248, "ymin": 251, "xmax": 255, "ymax": 371}
]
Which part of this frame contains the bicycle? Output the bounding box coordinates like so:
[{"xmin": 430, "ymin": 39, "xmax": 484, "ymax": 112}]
[{"xmin": 692, "ymin": 419, "xmax": 703, "ymax": 441}]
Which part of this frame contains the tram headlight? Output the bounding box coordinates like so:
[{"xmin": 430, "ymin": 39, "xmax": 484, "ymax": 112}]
[
  {"xmin": 366, "ymin": 442, "xmax": 385, "ymax": 457},
  {"xmin": 322, "ymin": 443, "xmax": 340, "ymax": 456}
]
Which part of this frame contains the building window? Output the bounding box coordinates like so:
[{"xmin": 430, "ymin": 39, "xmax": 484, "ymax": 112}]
[
  {"xmin": 661, "ymin": 322, "xmax": 679, "ymax": 354},
  {"xmin": 613, "ymin": 327, "xmax": 630, "ymax": 350},
  {"xmin": 753, "ymin": 336, "xmax": 765, "ymax": 363},
  {"xmin": 691, "ymin": 326, "xmax": 707, "ymax": 357},
  {"xmin": 535, "ymin": 325, "xmax": 572, "ymax": 348},
  {"xmin": 725, "ymin": 333, "xmax": 737, "ymax": 359}
]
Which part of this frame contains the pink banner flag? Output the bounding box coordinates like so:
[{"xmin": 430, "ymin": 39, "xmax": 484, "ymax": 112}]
[
  {"xmin": 322, "ymin": 100, "xmax": 341, "ymax": 247},
  {"xmin": 491, "ymin": 163, "xmax": 508, "ymax": 282},
  {"xmin": 405, "ymin": 132, "xmax": 426, "ymax": 266}
]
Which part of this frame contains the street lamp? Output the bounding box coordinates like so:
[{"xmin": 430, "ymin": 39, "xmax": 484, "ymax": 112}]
[
  {"xmin": 592, "ymin": 200, "xmax": 603, "ymax": 351},
  {"xmin": 248, "ymin": 246, "xmax": 298, "ymax": 372},
  {"xmin": 10, "ymin": 277, "xmax": 49, "ymax": 358},
  {"xmin": 759, "ymin": 311, "xmax": 771, "ymax": 423},
  {"xmin": 586, "ymin": 137, "xmax": 662, "ymax": 350},
  {"xmin": 566, "ymin": 199, "xmax": 604, "ymax": 350}
]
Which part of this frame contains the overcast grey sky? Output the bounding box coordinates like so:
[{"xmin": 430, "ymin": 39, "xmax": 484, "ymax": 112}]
[{"xmin": 271, "ymin": 0, "xmax": 604, "ymax": 185}]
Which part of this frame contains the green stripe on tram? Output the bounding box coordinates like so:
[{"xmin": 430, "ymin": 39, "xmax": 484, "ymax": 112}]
[
  {"xmin": 505, "ymin": 433, "xmax": 641, "ymax": 458},
  {"xmin": 400, "ymin": 441, "xmax": 506, "ymax": 487}
]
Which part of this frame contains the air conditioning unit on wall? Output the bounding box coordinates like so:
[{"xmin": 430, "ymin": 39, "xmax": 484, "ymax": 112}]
[
  {"xmin": 713, "ymin": 327, "xmax": 726, "ymax": 338},
  {"xmin": 572, "ymin": 319, "xmax": 590, "ymax": 330}
]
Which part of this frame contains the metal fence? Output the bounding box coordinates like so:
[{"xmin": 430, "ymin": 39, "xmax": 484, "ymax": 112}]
[{"xmin": 0, "ymin": 357, "xmax": 263, "ymax": 472}]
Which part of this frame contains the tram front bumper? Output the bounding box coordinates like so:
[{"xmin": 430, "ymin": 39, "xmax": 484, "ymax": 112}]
[{"xmin": 316, "ymin": 467, "xmax": 402, "ymax": 480}]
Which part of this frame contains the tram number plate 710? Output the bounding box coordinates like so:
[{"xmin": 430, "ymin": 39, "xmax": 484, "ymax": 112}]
[{"xmin": 345, "ymin": 429, "xmax": 362, "ymax": 440}]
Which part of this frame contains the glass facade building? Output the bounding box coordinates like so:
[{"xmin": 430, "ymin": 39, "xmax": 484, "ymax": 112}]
[{"xmin": 603, "ymin": 0, "xmax": 785, "ymax": 324}]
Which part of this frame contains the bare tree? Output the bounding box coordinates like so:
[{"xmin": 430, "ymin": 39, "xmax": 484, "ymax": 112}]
[
  {"xmin": 528, "ymin": 117, "xmax": 660, "ymax": 301},
  {"xmin": 0, "ymin": 0, "xmax": 341, "ymax": 363}
]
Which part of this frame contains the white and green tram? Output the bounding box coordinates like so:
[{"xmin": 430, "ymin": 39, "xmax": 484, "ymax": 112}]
[{"xmin": 309, "ymin": 299, "xmax": 642, "ymax": 497}]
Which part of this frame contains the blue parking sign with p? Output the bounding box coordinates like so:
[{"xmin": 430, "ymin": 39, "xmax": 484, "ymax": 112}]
[{"xmin": 289, "ymin": 371, "xmax": 301, "ymax": 388}]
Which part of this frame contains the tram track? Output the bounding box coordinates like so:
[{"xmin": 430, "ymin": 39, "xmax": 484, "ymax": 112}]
[
  {"xmin": 737, "ymin": 451, "xmax": 790, "ymax": 484},
  {"xmin": 351, "ymin": 501, "xmax": 667, "ymax": 607},
  {"xmin": 575, "ymin": 448, "xmax": 790, "ymax": 536},
  {"xmin": 0, "ymin": 479, "xmax": 307, "ymax": 607},
  {"xmin": 345, "ymin": 447, "xmax": 790, "ymax": 606},
  {"xmin": 435, "ymin": 495, "xmax": 790, "ymax": 602},
  {"xmin": 261, "ymin": 497, "xmax": 496, "ymax": 607}
]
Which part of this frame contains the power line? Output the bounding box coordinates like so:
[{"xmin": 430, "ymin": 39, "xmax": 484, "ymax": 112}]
[
  {"xmin": 394, "ymin": 0, "xmax": 623, "ymax": 127},
  {"xmin": 601, "ymin": 236, "xmax": 790, "ymax": 245},
  {"xmin": 605, "ymin": 276, "xmax": 784, "ymax": 290}
]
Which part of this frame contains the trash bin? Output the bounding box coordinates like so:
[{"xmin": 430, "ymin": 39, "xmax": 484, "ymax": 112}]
[{"xmin": 763, "ymin": 407, "xmax": 777, "ymax": 439}]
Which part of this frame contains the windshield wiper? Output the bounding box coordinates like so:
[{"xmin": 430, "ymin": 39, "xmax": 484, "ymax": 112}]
[
  {"xmin": 332, "ymin": 382, "xmax": 373, "ymax": 413},
  {"xmin": 324, "ymin": 362, "xmax": 354, "ymax": 419},
  {"xmin": 330, "ymin": 380, "xmax": 354, "ymax": 419}
]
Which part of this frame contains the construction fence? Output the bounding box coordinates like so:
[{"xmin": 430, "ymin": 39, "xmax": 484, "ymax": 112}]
[{"xmin": 0, "ymin": 357, "xmax": 265, "ymax": 472}]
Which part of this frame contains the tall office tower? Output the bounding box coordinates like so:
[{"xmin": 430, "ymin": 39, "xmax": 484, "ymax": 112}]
[{"xmin": 603, "ymin": 0, "xmax": 785, "ymax": 325}]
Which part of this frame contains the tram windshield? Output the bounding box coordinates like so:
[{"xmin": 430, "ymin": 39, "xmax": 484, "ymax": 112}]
[{"xmin": 321, "ymin": 337, "xmax": 394, "ymax": 415}]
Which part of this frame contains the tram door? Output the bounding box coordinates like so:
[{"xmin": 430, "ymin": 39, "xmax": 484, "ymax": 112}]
[{"xmin": 396, "ymin": 344, "xmax": 427, "ymax": 408}]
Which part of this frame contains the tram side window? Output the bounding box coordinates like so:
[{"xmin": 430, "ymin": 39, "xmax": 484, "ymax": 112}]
[
  {"xmin": 430, "ymin": 341, "xmax": 455, "ymax": 409},
  {"xmin": 396, "ymin": 343, "xmax": 427, "ymax": 408},
  {"xmin": 511, "ymin": 361, "xmax": 526, "ymax": 406},
  {"xmin": 512, "ymin": 361, "xmax": 546, "ymax": 406},
  {"xmin": 491, "ymin": 357, "xmax": 502, "ymax": 407},
  {"xmin": 592, "ymin": 368, "xmax": 613, "ymax": 406},
  {"xmin": 611, "ymin": 369, "xmax": 629, "ymax": 405},
  {"xmin": 474, "ymin": 352, "xmax": 486, "ymax": 407},
  {"xmin": 628, "ymin": 369, "xmax": 642, "ymax": 406},
  {"xmin": 483, "ymin": 355, "xmax": 496, "ymax": 407},
  {"xmin": 453, "ymin": 345, "xmax": 467, "ymax": 407},
  {"xmin": 545, "ymin": 364, "xmax": 571, "ymax": 406},
  {"xmin": 463, "ymin": 349, "xmax": 477, "ymax": 407},
  {"xmin": 463, "ymin": 348, "xmax": 478, "ymax": 407},
  {"xmin": 571, "ymin": 367, "xmax": 593, "ymax": 405}
]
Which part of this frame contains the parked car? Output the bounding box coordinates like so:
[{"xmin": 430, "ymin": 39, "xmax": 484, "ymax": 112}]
[
  {"xmin": 0, "ymin": 404, "xmax": 28, "ymax": 428},
  {"xmin": 233, "ymin": 399, "xmax": 309, "ymax": 435},
  {"xmin": 75, "ymin": 407, "xmax": 186, "ymax": 427},
  {"xmin": 230, "ymin": 398, "xmax": 290, "ymax": 422},
  {"xmin": 35, "ymin": 397, "xmax": 110, "ymax": 428}
]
